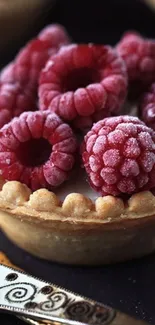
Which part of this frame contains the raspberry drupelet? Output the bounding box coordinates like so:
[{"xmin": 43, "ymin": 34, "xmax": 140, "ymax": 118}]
[
  {"xmin": 82, "ymin": 116, "xmax": 155, "ymax": 197},
  {"xmin": 139, "ymin": 83, "xmax": 155, "ymax": 130},
  {"xmin": 39, "ymin": 44, "xmax": 127, "ymax": 130},
  {"xmin": 116, "ymin": 31, "xmax": 155, "ymax": 97},
  {"xmin": 0, "ymin": 111, "xmax": 77, "ymax": 191}
]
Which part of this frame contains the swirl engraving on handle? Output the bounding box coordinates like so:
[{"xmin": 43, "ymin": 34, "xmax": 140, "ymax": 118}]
[
  {"xmin": 40, "ymin": 291, "xmax": 69, "ymax": 312},
  {"xmin": 0, "ymin": 282, "xmax": 37, "ymax": 303},
  {"xmin": 0, "ymin": 268, "xmax": 116, "ymax": 325},
  {"xmin": 66, "ymin": 301, "xmax": 94, "ymax": 318},
  {"xmin": 66, "ymin": 301, "xmax": 116, "ymax": 325}
]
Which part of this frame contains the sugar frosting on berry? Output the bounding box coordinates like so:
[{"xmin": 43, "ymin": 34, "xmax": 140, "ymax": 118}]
[
  {"xmin": 39, "ymin": 44, "xmax": 127, "ymax": 130},
  {"xmin": 116, "ymin": 31, "xmax": 155, "ymax": 97},
  {"xmin": 0, "ymin": 83, "xmax": 37, "ymax": 128},
  {"xmin": 0, "ymin": 24, "xmax": 70, "ymax": 128},
  {"xmin": 0, "ymin": 24, "xmax": 70, "ymax": 89},
  {"xmin": 82, "ymin": 115, "xmax": 155, "ymax": 196},
  {"xmin": 0, "ymin": 111, "xmax": 77, "ymax": 191},
  {"xmin": 1, "ymin": 26, "xmax": 155, "ymax": 204},
  {"xmin": 139, "ymin": 83, "xmax": 155, "ymax": 130}
]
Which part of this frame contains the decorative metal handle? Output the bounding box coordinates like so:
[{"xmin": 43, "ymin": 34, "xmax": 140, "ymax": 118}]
[{"xmin": 0, "ymin": 264, "xmax": 151, "ymax": 325}]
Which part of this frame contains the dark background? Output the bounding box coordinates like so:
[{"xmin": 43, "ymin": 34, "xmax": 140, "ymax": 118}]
[
  {"xmin": 2, "ymin": 0, "xmax": 155, "ymax": 66},
  {"xmin": 1, "ymin": 0, "xmax": 155, "ymax": 324}
]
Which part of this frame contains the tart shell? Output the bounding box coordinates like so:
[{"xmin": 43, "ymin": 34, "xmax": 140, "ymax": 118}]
[{"xmin": 0, "ymin": 181, "xmax": 155, "ymax": 265}]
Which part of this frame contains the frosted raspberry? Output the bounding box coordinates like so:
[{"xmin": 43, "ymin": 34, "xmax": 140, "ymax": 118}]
[
  {"xmin": 116, "ymin": 31, "xmax": 155, "ymax": 97},
  {"xmin": 39, "ymin": 44, "xmax": 127, "ymax": 129},
  {"xmin": 82, "ymin": 115, "xmax": 155, "ymax": 196},
  {"xmin": 0, "ymin": 24, "xmax": 70, "ymax": 89},
  {"xmin": 38, "ymin": 24, "xmax": 71, "ymax": 46},
  {"xmin": 0, "ymin": 63, "xmax": 15, "ymax": 84},
  {"xmin": 139, "ymin": 83, "xmax": 155, "ymax": 130},
  {"xmin": 0, "ymin": 83, "xmax": 37, "ymax": 128},
  {"xmin": 0, "ymin": 24, "xmax": 70, "ymax": 127},
  {"xmin": 0, "ymin": 111, "xmax": 77, "ymax": 190}
]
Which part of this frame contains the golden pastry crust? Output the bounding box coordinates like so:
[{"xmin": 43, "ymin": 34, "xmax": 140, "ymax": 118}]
[
  {"xmin": 1, "ymin": 180, "xmax": 155, "ymax": 265},
  {"xmin": 0, "ymin": 181, "xmax": 155, "ymax": 223}
]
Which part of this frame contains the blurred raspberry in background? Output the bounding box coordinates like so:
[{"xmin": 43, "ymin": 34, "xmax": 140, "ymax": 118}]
[{"xmin": 0, "ymin": 0, "xmax": 155, "ymax": 67}]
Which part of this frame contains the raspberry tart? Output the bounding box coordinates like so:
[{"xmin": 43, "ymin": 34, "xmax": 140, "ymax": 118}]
[
  {"xmin": 1, "ymin": 113, "xmax": 155, "ymax": 265},
  {"xmin": 1, "ymin": 27, "xmax": 155, "ymax": 265}
]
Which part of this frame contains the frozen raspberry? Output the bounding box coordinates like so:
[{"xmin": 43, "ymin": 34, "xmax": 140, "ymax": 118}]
[
  {"xmin": 116, "ymin": 31, "xmax": 155, "ymax": 97},
  {"xmin": 0, "ymin": 24, "xmax": 70, "ymax": 127},
  {"xmin": 38, "ymin": 24, "xmax": 71, "ymax": 46},
  {"xmin": 39, "ymin": 44, "xmax": 127, "ymax": 130},
  {"xmin": 0, "ymin": 83, "xmax": 37, "ymax": 128},
  {"xmin": 0, "ymin": 111, "xmax": 77, "ymax": 190},
  {"xmin": 0, "ymin": 63, "xmax": 15, "ymax": 84},
  {"xmin": 139, "ymin": 83, "xmax": 155, "ymax": 130},
  {"xmin": 0, "ymin": 24, "xmax": 70, "ymax": 89},
  {"xmin": 82, "ymin": 115, "xmax": 155, "ymax": 196}
]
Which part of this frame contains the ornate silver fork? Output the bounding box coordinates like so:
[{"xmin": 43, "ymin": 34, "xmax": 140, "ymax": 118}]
[{"xmin": 0, "ymin": 263, "xmax": 152, "ymax": 325}]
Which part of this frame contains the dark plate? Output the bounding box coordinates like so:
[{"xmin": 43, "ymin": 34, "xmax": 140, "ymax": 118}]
[{"xmin": 1, "ymin": 0, "xmax": 155, "ymax": 324}]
